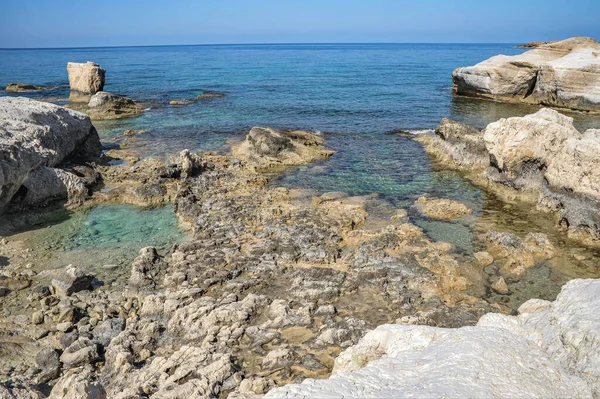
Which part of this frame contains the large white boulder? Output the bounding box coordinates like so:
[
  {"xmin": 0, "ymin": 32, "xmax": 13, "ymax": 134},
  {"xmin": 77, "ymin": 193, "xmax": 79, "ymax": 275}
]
[
  {"xmin": 453, "ymin": 37, "xmax": 600, "ymax": 112},
  {"xmin": 67, "ymin": 61, "xmax": 105, "ymax": 95},
  {"xmin": 0, "ymin": 97, "xmax": 101, "ymax": 213},
  {"xmin": 266, "ymin": 279, "xmax": 600, "ymax": 398}
]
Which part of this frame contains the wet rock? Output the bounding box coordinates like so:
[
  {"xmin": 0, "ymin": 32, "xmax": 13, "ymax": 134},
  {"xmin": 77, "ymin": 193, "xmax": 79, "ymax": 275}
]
[
  {"xmin": 197, "ymin": 92, "xmax": 225, "ymax": 99},
  {"xmin": 415, "ymin": 196, "xmax": 472, "ymax": 220},
  {"xmin": 67, "ymin": 61, "xmax": 105, "ymax": 95},
  {"xmin": 491, "ymin": 276, "xmax": 509, "ymax": 294},
  {"xmin": 84, "ymin": 91, "xmax": 144, "ymax": 120},
  {"xmin": 169, "ymin": 99, "xmax": 194, "ymax": 106},
  {"xmin": 473, "ymin": 251, "xmax": 494, "ymax": 266},
  {"xmin": 5, "ymin": 83, "xmax": 48, "ymax": 92},
  {"xmin": 51, "ymin": 266, "xmax": 94, "ymax": 297},
  {"xmin": 262, "ymin": 348, "xmax": 295, "ymax": 370},
  {"xmin": 232, "ymin": 127, "xmax": 334, "ymax": 170},
  {"xmin": 60, "ymin": 337, "xmax": 100, "ymax": 369},
  {"xmin": 35, "ymin": 348, "xmax": 61, "ymax": 383}
]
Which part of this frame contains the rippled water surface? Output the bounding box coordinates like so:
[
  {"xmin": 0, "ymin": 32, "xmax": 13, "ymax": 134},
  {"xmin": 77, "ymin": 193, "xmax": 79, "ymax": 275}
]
[{"xmin": 2, "ymin": 44, "xmax": 600, "ymax": 305}]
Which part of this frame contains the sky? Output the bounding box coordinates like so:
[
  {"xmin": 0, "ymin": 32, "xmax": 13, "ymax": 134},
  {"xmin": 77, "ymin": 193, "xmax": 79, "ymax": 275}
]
[{"xmin": 1, "ymin": 0, "xmax": 599, "ymax": 48}]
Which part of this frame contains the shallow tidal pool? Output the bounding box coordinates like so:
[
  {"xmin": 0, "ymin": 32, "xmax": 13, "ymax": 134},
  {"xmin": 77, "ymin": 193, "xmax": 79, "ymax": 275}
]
[{"xmin": 1, "ymin": 204, "xmax": 187, "ymax": 287}]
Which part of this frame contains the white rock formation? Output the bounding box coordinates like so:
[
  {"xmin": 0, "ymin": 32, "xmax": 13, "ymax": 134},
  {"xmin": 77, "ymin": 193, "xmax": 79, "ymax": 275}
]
[
  {"xmin": 266, "ymin": 278, "xmax": 600, "ymax": 398},
  {"xmin": 0, "ymin": 97, "xmax": 101, "ymax": 213},
  {"xmin": 67, "ymin": 61, "xmax": 105, "ymax": 95},
  {"xmin": 453, "ymin": 37, "xmax": 600, "ymax": 112}
]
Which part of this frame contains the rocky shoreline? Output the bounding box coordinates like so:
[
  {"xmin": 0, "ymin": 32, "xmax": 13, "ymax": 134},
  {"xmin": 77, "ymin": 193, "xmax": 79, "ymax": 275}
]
[{"xmin": 1, "ymin": 51, "xmax": 599, "ymax": 398}]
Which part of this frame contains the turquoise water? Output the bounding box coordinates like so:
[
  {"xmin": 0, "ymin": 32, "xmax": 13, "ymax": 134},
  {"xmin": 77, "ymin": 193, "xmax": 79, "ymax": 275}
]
[{"xmin": 2, "ymin": 44, "xmax": 600, "ymax": 251}]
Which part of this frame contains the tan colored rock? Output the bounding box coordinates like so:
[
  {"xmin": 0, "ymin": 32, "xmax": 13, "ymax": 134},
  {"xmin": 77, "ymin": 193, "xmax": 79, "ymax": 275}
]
[
  {"xmin": 232, "ymin": 127, "xmax": 334, "ymax": 171},
  {"xmin": 415, "ymin": 196, "xmax": 472, "ymax": 220},
  {"xmin": 67, "ymin": 61, "xmax": 105, "ymax": 95},
  {"xmin": 5, "ymin": 83, "xmax": 47, "ymax": 92},
  {"xmin": 453, "ymin": 37, "xmax": 600, "ymax": 112},
  {"xmin": 491, "ymin": 276, "xmax": 509, "ymax": 294},
  {"xmin": 474, "ymin": 251, "xmax": 494, "ymax": 266},
  {"xmin": 84, "ymin": 91, "xmax": 144, "ymax": 120},
  {"xmin": 169, "ymin": 99, "xmax": 194, "ymax": 106}
]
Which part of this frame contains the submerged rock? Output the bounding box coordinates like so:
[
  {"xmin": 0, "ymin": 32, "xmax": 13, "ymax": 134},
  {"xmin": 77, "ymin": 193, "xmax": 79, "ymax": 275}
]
[
  {"xmin": 5, "ymin": 83, "xmax": 48, "ymax": 92},
  {"xmin": 453, "ymin": 36, "xmax": 600, "ymax": 112},
  {"xmin": 67, "ymin": 61, "xmax": 105, "ymax": 96},
  {"xmin": 415, "ymin": 196, "xmax": 472, "ymax": 221},
  {"xmin": 266, "ymin": 278, "xmax": 600, "ymax": 398},
  {"xmin": 0, "ymin": 97, "xmax": 101, "ymax": 213}
]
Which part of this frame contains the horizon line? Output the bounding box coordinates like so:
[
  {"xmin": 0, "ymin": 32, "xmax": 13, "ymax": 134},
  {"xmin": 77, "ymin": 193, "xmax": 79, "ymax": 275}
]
[{"xmin": 0, "ymin": 41, "xmax": 522, "ymax": 51}]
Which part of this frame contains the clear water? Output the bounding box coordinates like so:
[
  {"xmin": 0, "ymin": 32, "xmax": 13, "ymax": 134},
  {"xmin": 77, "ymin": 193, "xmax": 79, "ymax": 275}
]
[
  {"xmin": 1, "ymin": 43, "xmax": 600, "ymax": 278},
  {"xmin": 1, "ymin": 205, "xmax": 185, "ymax": 286}
]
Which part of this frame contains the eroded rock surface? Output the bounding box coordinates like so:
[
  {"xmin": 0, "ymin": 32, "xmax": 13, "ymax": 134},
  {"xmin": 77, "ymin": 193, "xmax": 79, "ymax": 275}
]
[
  {"xmin": 83, "ymin": 91, "xmax": 144, "ymax": 120},
  {"xmin": 266, "ymin": 278, "xmax": 600, "ymax": 398},
  {"xmin": 416, "ymin": 108, "xmax": 600, "ymax": 244},
  {"xmin": 0, "ymin": 97, "xmax": 101, "ymax": 213},
  {"xmin": 453, "ymin": 36, "xmax": 600, "ymax": 112}
]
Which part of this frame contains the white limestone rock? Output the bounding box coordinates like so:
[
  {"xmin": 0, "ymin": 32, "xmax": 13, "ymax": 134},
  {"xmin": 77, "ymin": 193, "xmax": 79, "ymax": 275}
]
[
  {"xmin": 266, "ymin": 278, "xmax": 600, "ymax": 398},
  {"xmin": 453, "ymin": 37, "xmax": 600, "ymax": 112},
  {"xmin": 0, "ymin": 97, "xmax": 101, "ymax": 213}
]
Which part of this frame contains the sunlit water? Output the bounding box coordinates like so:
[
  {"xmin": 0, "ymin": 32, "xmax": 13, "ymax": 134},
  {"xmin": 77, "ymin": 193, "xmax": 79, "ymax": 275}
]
[{"xmin": 1, "ymin": 44, "xmax": 600, "ymax": 306}]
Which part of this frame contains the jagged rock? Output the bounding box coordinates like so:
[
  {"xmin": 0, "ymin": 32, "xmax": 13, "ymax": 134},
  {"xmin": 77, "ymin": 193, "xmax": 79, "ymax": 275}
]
[
  {"xmin": 453, "ymin": 37, "xmax": 600, "ymax": 112},
  {"xmin": 35, "ymin": 348, "xmax": 61, "ymax": 383},
  {"xmin": 51, "ymin": 266, "xmax": 94, "ymax": 297},
  {"xmin": 179, "ymin": 149, "xmax": 205, "ymax": 178},
  {"xmin": 49, "ymin": 368, "xmax": 106, "ymax": 399},
  {"xmin": 0, "ymin": 383, "xmax": 44, "ymax": 398},
  {"xmin": 5, "ymin": 83, "xmax": 48, "ymax": 92},
  {"xmin": 129, "ymin": 247, "xmax": 162, "ymax": 289},
  {"xmin": 483, "ymin": 108, "xmax": 580, "ymax": 189},
  {"xmin": 92, "ymin": 318, "xmax": 125, "ymax": 346},
  {"xmin": 0, "ymin": 97, "xmax": 101, "ymax": 213},
  {"xmin": 491, "ymin": 276, "xmax": 509, "ymax": 294},
  {"xmin": 84, "ymin": 91, "xmax": 144, "ymax": 120},
  {"xmin": 262, "ymin": 348, "xmax": 295, "ymax": 370},
  {"xmin": 67, "ymin": 61, "xmax": 105, "ymax": 95},
  {"xmin": 20, "ymin": 166, "xmax": 90, "ymax": 206},
  {"xmin": 60, "ymin": 337, "xmax": 100, "ymax": 368},
  {"xmin": 232, "ymin": 127, "xmax": 334, "ymax": 170},
  {"xmin": 415, "ymin": 118, "xmax": 488, "ymax": 170},
  {"xmin": 266, "ymin": 278, "xmax": 600, "ymax": 398}
]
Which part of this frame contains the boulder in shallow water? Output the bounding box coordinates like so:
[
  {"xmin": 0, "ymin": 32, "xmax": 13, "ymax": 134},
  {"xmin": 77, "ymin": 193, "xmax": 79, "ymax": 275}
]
[
  {"xmin": 67, "ymin": 61, "xmax": 105, "ymax": 95},
  {"xmin": 232, "ymin": 127, "xmax": 334, "ymax": 170},
  {"xmin": 5, "ymin": 83, "xmax": 48, "ymax": 92},
  {"xmin": 266, "ymin": 278, "xmax": 600, "ymax": 398},
  {"xmin": 84, "ymin": 91, "xmax": 144, "ymax": 120},
  {"xmin": 453, "ymin": 37, "xmax": 600, "ymax": 112}
]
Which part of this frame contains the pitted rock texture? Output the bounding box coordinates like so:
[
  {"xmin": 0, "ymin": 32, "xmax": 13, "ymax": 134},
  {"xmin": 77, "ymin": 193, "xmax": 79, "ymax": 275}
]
[
  {"xmin": 416, "ymin": 108, "xmax": 600, "ymax": 244},
  {"xmin": 453, "ymin": 36, "xmax": 600, "ymax": 112},
  {"xmin": 266, "ymin": 278, "xmax": 600, "ymax": 398}
]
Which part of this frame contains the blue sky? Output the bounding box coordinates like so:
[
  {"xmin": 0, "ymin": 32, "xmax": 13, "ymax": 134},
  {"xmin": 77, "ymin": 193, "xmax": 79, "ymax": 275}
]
[{"xmin": 1, "ymin": 0, "xmax": 598, "ymax": 48}]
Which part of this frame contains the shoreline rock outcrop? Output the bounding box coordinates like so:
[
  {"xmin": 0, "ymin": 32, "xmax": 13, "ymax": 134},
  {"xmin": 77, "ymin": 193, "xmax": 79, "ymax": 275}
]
[
  {"xmin": 453, "ymin": 36, "xmax": 600, "ymax": 112},
  {"xmin": 266, "ymin": 278, "xmax": 600, "ymax": 398},
  {"xmin": 232, "ymin": 127, "xmax": 335, "ymax": 171},
  {"xmin": 416, "ymin": 108, "xmax": 600, "ymax": 244},
  {"xmin": 0, "ymin": 97, "xmax": 102, "ymax": 214},
  {"xmin": 5, "ymin": 83, "xmax": 49, "ymax": 92},
  {"xmin": 67, "ymin": 61, "xmax": 105, "ymax": 96}
]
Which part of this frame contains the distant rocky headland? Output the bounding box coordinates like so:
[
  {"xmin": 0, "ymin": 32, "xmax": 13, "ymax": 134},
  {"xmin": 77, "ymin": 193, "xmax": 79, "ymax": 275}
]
[
  {"xmin": 0, "ymin": 47, "xmax": 599, "ymax": 398},
  {"xmin": 453, "ymin": 36, "xmax": 600, "ymax": 112}
]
